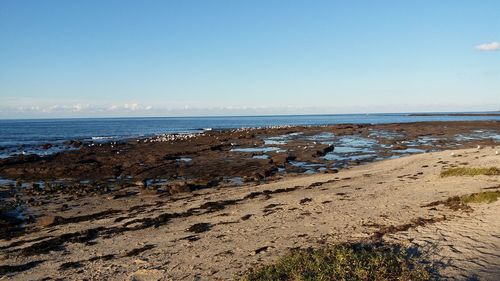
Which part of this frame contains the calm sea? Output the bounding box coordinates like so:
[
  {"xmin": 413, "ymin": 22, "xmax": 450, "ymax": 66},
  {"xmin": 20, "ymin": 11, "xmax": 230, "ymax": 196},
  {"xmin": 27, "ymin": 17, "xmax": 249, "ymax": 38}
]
[{"xmin": 1, "ymin": 114, "xmax": 500, "ymax": 158}]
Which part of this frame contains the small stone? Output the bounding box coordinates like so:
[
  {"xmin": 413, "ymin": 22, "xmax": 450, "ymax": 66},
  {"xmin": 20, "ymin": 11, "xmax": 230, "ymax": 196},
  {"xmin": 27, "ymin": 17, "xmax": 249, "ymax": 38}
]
[
  {"xmin": 186, "ymin": 223, "xmax": 213, "ymax": 233},
  {"xmin": 129, "ymin": 269, "xmax": 164, "ymax": 281},
  {"xmin": 37, "ymin": 215, "xmax": 63, "ymax": 227}
]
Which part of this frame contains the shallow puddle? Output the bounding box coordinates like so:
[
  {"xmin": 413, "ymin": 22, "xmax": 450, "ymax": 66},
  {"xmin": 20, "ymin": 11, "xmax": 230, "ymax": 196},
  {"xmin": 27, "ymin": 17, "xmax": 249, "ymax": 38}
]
[
  {"xmin": 307, "ymin": 132, "xmax": 335, "ymax": 141},
  {"xmin": 231, "ymin": 147, "xmax": 284, "ymax": 153},
  {"xmin": 262, "ymin": 132, "xmax": 304, "ymax": 145},
  {"xmin": 392, "ymin": 148, "xmax": 426, "ymax": 154},
  {"xmin": 368, "ymin": 130, "xmax": 404, "ymax": 139},
  {"xmin": 223, "ymin": 176, "xmax": 245, "ymax": 186},
  {"xmin": 252, "ymin": 155, "xmax": 270, "ymax": 159}
]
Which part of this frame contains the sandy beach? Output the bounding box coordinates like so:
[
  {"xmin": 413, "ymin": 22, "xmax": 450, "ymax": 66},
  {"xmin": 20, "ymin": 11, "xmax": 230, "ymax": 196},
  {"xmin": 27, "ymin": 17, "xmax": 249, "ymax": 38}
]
[
  {"xmin": 3, "ymin": 1, "xmax": 500, "ymax": 279},
  {"xmin": 1, "ymin": 144, "xmax": 499, "ymax": 280}
]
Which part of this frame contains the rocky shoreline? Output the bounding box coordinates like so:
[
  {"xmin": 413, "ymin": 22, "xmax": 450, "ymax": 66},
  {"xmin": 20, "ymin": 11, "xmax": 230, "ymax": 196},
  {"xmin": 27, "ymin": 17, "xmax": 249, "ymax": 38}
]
[
  {"xmin": 0, "ymin": 146, "xmax": 499, "ymax": 280},
  {"xmin": 1, "ymin": 121, "xmax": 499, "ymax": 183},
  {"xmin": 1, "ymin": 121, "xmax": 499, "ymax": 236},
  {"xmin": 0, "ymin": 121, "xmax": 500, "ymax": 280}
]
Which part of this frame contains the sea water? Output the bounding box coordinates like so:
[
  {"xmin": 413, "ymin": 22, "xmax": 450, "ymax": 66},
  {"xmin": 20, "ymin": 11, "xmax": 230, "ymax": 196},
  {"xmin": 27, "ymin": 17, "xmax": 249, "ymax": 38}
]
[{"xmin": 1, "ymin": 113, "xmax": 500, "ymax": 158}]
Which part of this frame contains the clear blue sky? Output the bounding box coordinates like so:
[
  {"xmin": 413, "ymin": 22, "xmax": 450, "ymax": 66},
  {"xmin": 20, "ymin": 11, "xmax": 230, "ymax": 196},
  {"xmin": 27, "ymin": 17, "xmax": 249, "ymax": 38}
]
[{"xmin": 1, "ymin": 0, "xmax": 499, "ymax": 118}]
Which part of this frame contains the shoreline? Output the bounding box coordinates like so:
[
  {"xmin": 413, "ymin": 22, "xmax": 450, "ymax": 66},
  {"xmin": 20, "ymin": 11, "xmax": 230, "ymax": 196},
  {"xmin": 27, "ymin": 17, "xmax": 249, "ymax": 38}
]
[
  {"xmin": 2, "ymin": 110, "xmax": 500, "ymax": 121},
  {"xmin": 409, "ymin": 112, "xmax": 500, "ymax": 117},
  {"xmin": 2, "ymin": 117, "xmax": 500, "ymax": 159},
  {"xmin": 1, "ymin": 121, "xmax": 499, "ymax": 184},
  {"xmin": 1, "ymin": 146, "xmax": 499, "ymax": 280},
  {"xmin": 1, "ymin": 120, "xmax": 500, "ymax": 279}
]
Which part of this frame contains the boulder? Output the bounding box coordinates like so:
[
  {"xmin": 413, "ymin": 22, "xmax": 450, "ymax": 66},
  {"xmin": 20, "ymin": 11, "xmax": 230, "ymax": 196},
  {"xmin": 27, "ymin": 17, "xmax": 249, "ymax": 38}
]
[{"xmin": 314, "ymin": 145, "xmax": 335, "ymax": 157}]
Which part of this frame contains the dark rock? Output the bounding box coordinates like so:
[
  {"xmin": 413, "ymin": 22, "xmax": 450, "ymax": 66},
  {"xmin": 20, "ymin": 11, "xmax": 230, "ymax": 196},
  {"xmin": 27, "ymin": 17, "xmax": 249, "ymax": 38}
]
[
  {"xmin": 264, "ymin": 166, "xmax": 279, "ymax": 177},
  {"xmin": 187, "ymin": 179, "xmax": 220, "ymax": 190},
  {"xmin": 0, "ymin": 154, "xmax": 42, "ymax": 166},
  {"xmin": 186, "ymin": 223, "xmax": 213, "ymax": 233},
  {"xmin": 314, "ymin": 144, "xmax": 335, "ymax": 157},
  {"xmin": 284, "ymin": 164, "xmax": 306, "ymax": 174},
  {"xmin": 167, "ymin": 183, "xmax": 191, "ymax": 194},
  {"xmin": 210, "ymin": 144, "xmax": 226, "ymax": 151},
  {"xmin": 124, "ymin": 244, "xmax": 155, "ymax": 257},
  {"xmin": 270, "ymin": 154, "xmax": 295, "ymax": 166},
  {"xmin": 0, "ymin": 261, "xmax": 45, "ymax": 275},
  {"xmin": 241, "ymin": 214, "xmax": 252, "ymax": 221},
  {"xmin": 252, "ymin": 172, "xmax": 264, "ymax": 181},
  {"xmin": 41, "ymin": 143, "xmax": 53, "ymax": 150},
  {"xmin": 163, "ymin": 155, "xmax": 178, "ymax": 160},
  {"xmin": 112, "ymin": 191, "xmax": 138, "ymax": 199},
  {"xmin": 0, "ymin": 212, "xmax": 24, "ymax": 226},
  {"xmin": 76, "ymin": 158, "xmax": 100, "ymax": 165},
  {"xmin": 180, "ymin": 235, "xmax": 200, "ymax": 242},
  {"xmin": 64, "ymin": 140, "xmax": 83, "ymax": 147},
  {"xmin": 299, "ymin": 198, "xmax": 313, "ymax": 204},
  {"xmin": 59, "ymin": 261, "xmax": 84, "ymax": 270}
]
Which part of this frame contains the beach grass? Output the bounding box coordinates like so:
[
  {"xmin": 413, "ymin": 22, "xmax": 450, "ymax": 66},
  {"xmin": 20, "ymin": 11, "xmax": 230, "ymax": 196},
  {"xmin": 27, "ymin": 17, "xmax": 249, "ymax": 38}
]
[
  {"xmin": 440, "ymin": 167, "xmax": 500, "ymax": 177},
  {"xmin": 425, "ymin": 190, "xmax": 500, "ymax": 212},
  {"xmin": 241, "ymin": 243, "xmax": 432, "ymax": 281},
  {"xmin": 460, "ymin": 191, "xmax": 500, "ymax": 204}
]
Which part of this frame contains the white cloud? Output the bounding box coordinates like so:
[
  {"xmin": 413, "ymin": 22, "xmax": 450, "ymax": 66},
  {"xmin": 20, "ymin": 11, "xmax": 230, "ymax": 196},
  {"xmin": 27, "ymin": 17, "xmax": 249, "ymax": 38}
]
[
  {"xmin": 475, "ymin": 41, "xmax": 500, "ymax": 51},
  {"xmin": 124, "ymin": 103, "xmax": 140, "ymax": 111},
  {"xmin": 112, "ymin": 103, "xmax": 153, "ymax": 111}
]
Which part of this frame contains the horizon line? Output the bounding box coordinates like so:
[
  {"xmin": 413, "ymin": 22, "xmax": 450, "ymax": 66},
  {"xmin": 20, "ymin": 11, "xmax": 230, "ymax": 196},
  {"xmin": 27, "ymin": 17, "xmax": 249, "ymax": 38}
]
[{"xmin": 1, "ymin": 110, "xmax": 500, "ymax": 121}]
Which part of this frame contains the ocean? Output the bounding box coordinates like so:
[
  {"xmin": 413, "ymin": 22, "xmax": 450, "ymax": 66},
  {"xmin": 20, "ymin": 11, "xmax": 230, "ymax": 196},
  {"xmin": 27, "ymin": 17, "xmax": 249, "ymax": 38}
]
[{"xmin": 1, "ymin": 113, "xmax": 500, "ymax": 158}]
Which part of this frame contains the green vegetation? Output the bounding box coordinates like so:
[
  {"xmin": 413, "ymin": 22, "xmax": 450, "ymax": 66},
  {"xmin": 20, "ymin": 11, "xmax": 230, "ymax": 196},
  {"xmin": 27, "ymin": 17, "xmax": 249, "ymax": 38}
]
[
  {"xmin": 425, "ymin": 190, "xmax": 500, "ymax": 212},
  {"xmin": 440, "ymin": 167, "xmax": 500, "ymax": 177},
  {"xmin": 241, "ymin": 243, "xmax": 432, "ymax": 281},
  {"xmin": 460, "ymin": 190, "xmax": 500, "ymax": 204}
]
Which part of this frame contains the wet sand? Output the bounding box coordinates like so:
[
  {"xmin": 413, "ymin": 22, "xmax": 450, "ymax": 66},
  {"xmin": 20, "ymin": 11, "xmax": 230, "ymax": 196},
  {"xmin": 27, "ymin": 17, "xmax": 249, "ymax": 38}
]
[{"xmin": 1, "ymin": 121, "xmax": 500, "ymax": 280}]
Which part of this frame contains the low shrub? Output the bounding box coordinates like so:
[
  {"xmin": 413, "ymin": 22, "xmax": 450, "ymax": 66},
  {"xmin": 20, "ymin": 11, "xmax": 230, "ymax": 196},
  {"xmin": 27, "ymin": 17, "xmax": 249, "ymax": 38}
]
[{"xmin": 241, "ymin": 242, "xmax": 432, "ymax": 281}]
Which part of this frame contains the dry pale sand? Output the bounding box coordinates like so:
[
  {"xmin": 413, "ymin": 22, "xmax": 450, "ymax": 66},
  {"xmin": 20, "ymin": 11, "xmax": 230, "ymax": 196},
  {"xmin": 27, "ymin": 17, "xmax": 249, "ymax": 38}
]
[{"xmin": 1, "ymin": 147, "xmax": 499, "ymax": 280}]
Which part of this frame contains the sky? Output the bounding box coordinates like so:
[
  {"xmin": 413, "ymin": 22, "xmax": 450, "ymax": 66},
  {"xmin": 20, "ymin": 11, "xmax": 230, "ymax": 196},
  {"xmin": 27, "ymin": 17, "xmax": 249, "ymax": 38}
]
[{"xmin": 0, "ymin": 0, "xmax": 499, "ymax": 118}]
